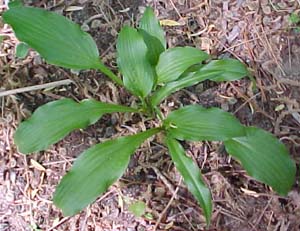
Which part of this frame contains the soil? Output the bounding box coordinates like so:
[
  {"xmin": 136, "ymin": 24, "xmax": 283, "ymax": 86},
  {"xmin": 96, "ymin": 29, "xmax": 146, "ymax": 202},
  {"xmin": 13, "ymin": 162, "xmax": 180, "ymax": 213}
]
[{"xmin": 0, "ymin": 0, "xmax": 300, "ymax": 231}]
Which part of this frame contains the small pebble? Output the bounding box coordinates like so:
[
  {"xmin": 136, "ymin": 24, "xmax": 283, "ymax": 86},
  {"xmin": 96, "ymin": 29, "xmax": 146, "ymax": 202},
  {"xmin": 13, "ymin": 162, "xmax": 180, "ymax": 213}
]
[
  {"xmin": 111, "ymin": 114, "xmax": 119, "ymax": 125},
  {"xmin": 136, "ymin": 226, "xmax": 146, "ymax": 231},
  {"xmin": 263, "ymin": 16, "xmax": 271, "ymax": 25},
  {"xmin": 6, "ymin": 191, "xmax": 14, "ymax": 202},
  {"xmin": 221, "ymin": 102, "xmax": 229, "ymax": 111},
  {"xmin": 167, "ymin": 101, "xmax": 174, "ymax": 107},
  {"xmin": 91, "ymin": 19, "xmax": 101, "ymax": 29},
  {"xmin": 9, "ymin": 158, "xmax": 17, "ymax": 168},
  {"xmin": 138, "ymin": 6, "xmax": 146, "ymax": 14},
  {"xmin": 33, "ymin": 55, "xmax": 42, "ymax": 65},
  {"xmin": 81, "ymin": 23, "xmax": 89, "ymax": 31},
  {"xmin": 228, "ymin": 97, "xmax": 238, "ymax": 105},
  {"xmin": 10, "ymin": 171, "xmax": 16, "ymax": 184},
  {"xmin": 195, "ymin": 84, "xmax": 204, "ymax": 94},
  {"xmin": 154, "ymin": 186, "xmax": 166, "ymax": 197},
  {"xmin": 104, "ymin": 126, "xmax": 115, "ymax": 137},
  {"xmin": 262, "ymin": 5, "xmax": 271, "ymax": 15}
]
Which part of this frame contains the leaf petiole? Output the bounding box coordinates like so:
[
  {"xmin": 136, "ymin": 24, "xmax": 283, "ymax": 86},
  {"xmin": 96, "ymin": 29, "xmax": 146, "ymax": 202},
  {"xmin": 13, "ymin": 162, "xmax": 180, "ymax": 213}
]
[{"xmin": 94, "ymin": 62, "xmax": 123, "ymax": 86}]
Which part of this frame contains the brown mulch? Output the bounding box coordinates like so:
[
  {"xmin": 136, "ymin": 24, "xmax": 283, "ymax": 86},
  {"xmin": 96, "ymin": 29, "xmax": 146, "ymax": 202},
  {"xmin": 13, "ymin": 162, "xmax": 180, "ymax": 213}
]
[{"xmin": 0, "ymin": 0, "xmax": 300, "ymax": 230}]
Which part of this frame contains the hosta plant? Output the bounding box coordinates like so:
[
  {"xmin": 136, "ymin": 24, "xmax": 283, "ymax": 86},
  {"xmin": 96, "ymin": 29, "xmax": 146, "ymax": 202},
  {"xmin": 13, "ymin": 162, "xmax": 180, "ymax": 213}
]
[{"xmin": 4, "ymin": 3, "xmax": 296, "ymax": 224}]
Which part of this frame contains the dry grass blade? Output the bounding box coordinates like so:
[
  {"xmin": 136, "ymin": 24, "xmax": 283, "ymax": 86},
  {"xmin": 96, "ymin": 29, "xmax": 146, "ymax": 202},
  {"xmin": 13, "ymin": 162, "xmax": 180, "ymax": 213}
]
[{"xmin": 0, "ymin": 79, "xmax": 73, "ymax": 97}]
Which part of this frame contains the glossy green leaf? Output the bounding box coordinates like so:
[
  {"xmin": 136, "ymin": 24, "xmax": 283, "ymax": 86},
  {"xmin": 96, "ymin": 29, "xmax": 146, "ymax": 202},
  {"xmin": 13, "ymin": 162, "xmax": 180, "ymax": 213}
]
[
  {"xmin": 8, "ymin": 0, "xmax": 23, "ymax": 8},
  {"xmin": 166, "ymin": 137, "xmax": 212, "ymax": 223},
  {"xmin": 224, "ymin": 127, "xmax": 296, "ymax": 195},
  {"xmin": 54, "ymin": 128, "xmax": 160, "ymax": 216},
  {"xmin": 199, "ymin": 59, "xmax": 249, "ymax": 82},
  {"xmin": 14, "ymin": 98, "xmax": 137, "ymax": 154},
  {"xmin": 16, "ymin": 42, "xmax": 29, "ymax": 58},
  {"xmin": 164, "ymin": 105, "xmax": 245, "ymax": 141},
  {"xmin": 117, "ymin": 26, "xmax": 155, "ymax": 98},
  {"xmin": 151, "ymin": 71, "xmax": 214, "ymax": 106},
  {"xmin": 156, "ymin": 47, "xmax": 209, "ymax": 84},
  {"xmin": 151, "ymin": 59, "xmax": 249, "ymax": 106},
  {"xmin": 3, "ymin": 6, "xmax": 101, "ymax": 69},
  {"xmin": 138, "ymin": 29, "xmax": 165, "ymax": 65},
  {"xmin": 139, "ymin": 7, "xmax": 166, "ymax": 49}
]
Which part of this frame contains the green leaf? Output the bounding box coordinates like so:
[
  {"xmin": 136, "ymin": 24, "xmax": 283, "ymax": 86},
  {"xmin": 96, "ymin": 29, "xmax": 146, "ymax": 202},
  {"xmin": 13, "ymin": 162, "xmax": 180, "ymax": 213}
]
[
  {"xmin": 224, "ymin": 127, "xmax": 296, "ymax": 195},
  {"xmin": 166, "ymin": 137, "xmax": 212, "ymax": 223},
  {"xmin": 151, "ymin": 59, "xmax": 249, "ymax": 106},
  {"xmin": 3, "ymin": 6, "xmax": 101, "ymax": 70},
  {"xmin": 14, "ymin": 98, "xmax": 138, "ymax": 154},
  {"xmin": 138, "ymin": 29, "xmax": 165, "ymax": 65},
  {"xmin": 8, "ymin": 0, "xmax": 23, "ymax": 8},
  {"xmin": 164, "ymin": 105, "xmax": 245, "ymax": 141},
  {"xmin": 16, "ymin": 42, "xmax": 29, "ymax": 58},
  {"xmin": 199, "ymin": 59, "xmax": 249, "ymax": 82},
  {"xmin": 129, "ymin": 201, "xmax": 147, "ymax": 217},
  {"xmin": 156, "ymin": 47, "xmax": 209, "ymax": 84},
  {"xmin": 139, "ymin": 7, "xmax": 166, "ymax": 49},
  {"xmin": 117, "ymin": 26, "xmax": 155, "ymax": 98},
  {"xmin": 151, "ymin": 71, "xmax": 210, "ymax": 106},
  {"xmin": 53, "ymin": 128, "xmax": 160, "ymax": 216}
]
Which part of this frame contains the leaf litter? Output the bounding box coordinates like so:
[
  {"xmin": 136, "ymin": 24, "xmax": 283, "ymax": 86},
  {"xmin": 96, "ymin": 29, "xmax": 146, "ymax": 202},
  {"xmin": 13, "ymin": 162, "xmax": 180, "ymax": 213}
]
[{"xmin": 0, "ymin": 0, "xmax": 299, "ymax": 230}]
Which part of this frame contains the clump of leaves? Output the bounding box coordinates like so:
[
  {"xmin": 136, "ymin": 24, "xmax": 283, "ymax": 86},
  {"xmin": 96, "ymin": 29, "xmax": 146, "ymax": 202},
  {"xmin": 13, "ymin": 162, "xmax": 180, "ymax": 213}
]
[
  {"xmin": 289, "ymin": 12, "xmax": 300, "ymax": 33},
  {"xmin": 3, "ymin": 3, "xmax": 296, "ymax": 224}
]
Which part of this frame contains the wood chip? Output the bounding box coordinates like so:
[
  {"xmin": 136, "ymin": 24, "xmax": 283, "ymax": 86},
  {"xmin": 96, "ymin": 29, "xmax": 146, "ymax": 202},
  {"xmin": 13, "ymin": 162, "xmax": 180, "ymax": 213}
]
[
  {"xmin": 65, "ymin": 6, "xmax": 84, "ymax": 12},
  {"xmin": 30, "ymin": 159, "xmax": 46, "ymax": 171},
  {"xmin": 160, "ymin": 19, "xmax": 183, "ymax": 26}
]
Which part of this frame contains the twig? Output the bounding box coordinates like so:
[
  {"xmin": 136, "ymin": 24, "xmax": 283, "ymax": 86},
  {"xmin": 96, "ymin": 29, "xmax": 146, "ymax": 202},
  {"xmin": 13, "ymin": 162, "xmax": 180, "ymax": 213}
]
[
  {"xmin": 47, "ymin": 217, "xmax": 71, "ymax": 231},
  {"xmin": 215, "ymin": 38, "xmax": 244, "ymax": 62},
  {"xmin": 233, "ymin": 92, "xmax": 261, "ymax": 115},
  {"xmin": 176, "ymin": 205, "xmax": 198, "ymax": 231},
  {"xmin": 252, "ymin": 198, "xmax": 272, "ymax": 230},
  {"xmin": 0, "ymin": 79, "xmax": 73, "ymax": 97},
  {"xmin": 154, "ymin": 178, "xmax": 182, "ymax": 231},
  {"xmin": 256, "ymin": 25, "xmax": 285, "ymax": 75},
  {"xmin": 152, "ymin": 166, "xmax": 177, "ymax": 196},
  {"xmin": 278, "ymin": 78, "xmax": 300, "ymax": 87},
  {"xmin": 169, "ymin": 0, "xmax": 183, "ymax": 20}
]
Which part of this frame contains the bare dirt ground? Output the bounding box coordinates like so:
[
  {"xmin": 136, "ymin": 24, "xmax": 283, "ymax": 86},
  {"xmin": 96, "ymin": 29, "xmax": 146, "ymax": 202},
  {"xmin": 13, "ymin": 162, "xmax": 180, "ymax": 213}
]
[{"xmin": 0, "ymin": 0, "xmax": 300, "ymax": 230}]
